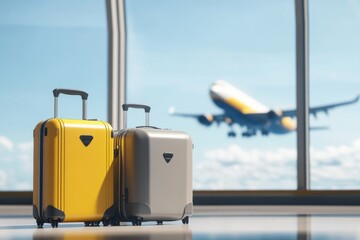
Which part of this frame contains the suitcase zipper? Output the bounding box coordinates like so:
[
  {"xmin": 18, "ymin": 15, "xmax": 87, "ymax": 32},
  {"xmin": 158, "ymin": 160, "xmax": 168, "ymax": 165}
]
[
  {"xmin": 38, "ymin": 120, "xmax": 49, "ymax": 222},
  {"xmin": 118, "ymin": 130, "xmax": 129, "ymax": 221}
]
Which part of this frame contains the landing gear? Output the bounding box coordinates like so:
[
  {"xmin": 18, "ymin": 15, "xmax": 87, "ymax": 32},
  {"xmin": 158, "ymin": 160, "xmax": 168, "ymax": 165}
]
[
  {"xmin": 242, "ymin": 132, "xmax": 251, "ymax": 137},
  {"xmin": 227, "ymin": 131, "xmax": 236, "ymax": 137},
  {"xmin": 242, "ymin": 129, "xmax": 256, "ymax": 137},
  {"xmin": 157, "ymin": 221, "xmax": 163, "ymax": 225},
  {"xmin": 261, "ymin": 130, "xmax": 269, "ymax": 136}
]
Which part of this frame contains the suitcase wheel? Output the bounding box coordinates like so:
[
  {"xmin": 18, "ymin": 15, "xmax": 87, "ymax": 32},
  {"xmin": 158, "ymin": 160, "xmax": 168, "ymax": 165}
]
[
  {"xmin": 132, "ymin": 218, "xmax": 142, "ymax": 226},
  {"xmin": 85, "ymin": 221, "xmax": 100, "ymax": 227},
  {"xmin": 156, "ymin": 221, "xmax": 163, "ymax": 225},
  {"xmin": 102, "ymin": 219, "xmax": 111, "ymax": 227},
  {"xmin": 36, "ymin": 220, "xmax": 44, "ymax": 228},
  {"xmin": 84, "ymin": 221, "xmax": 96, "ymax": 227},
  {"xmin": 110, "ymin": 219, "xmax": 120, "ymax": 226},
  {"xmin": 182, "ymin": 216, "xmax": 189, "ymax": 225},
  {"xmin": 50, "ymin": 219, "xmax": 59, "ymax": 228}
]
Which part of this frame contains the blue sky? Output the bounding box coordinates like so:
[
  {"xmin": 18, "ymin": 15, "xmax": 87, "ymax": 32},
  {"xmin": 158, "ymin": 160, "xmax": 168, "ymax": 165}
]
[
  {"xmin": 0, "ymin": 0, "xmax": 108, "ymax": 136},
  {"xmin": 0, "ymin": 0, "xmax": 359, "ymax": 190},
  {"xmin": 125, "ymin": 0, "xmax": 360, "ymax": 189},
  {"xmin": 0, "ymin": 0, "xmax": 108, "ymax": 189}
]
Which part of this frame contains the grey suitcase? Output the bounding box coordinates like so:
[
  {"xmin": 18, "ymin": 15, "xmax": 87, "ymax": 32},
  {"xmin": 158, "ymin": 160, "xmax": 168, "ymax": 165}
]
[{"xmin": 114, "ymin": 104, "xmax": 193, "ymax": 226}]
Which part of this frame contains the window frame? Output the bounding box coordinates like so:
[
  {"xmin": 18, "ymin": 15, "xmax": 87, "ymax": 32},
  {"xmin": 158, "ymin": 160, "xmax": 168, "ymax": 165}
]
[
  {"xmin": 2, "ymin": 190, "xmax": 360, "ymax": 205},
  {"xmin": 1, "ymin": 0, "xmax": 359, "ymax": 205}
]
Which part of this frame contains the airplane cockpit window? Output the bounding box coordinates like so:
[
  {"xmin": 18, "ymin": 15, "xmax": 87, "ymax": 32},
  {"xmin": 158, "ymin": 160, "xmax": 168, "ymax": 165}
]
[
  {"xmin": 125, "ymin": 0, "xmax": 298, "ymax": 190},
  {"xmin": 0, "ymin": 0, "xmax": 108, "ymax": 190}
]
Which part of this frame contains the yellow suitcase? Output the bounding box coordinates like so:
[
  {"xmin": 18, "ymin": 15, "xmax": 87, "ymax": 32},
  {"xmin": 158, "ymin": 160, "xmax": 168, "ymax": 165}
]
[{"xmin": 33, "ymin": 89, "xmax": 114, "ymax": 228}]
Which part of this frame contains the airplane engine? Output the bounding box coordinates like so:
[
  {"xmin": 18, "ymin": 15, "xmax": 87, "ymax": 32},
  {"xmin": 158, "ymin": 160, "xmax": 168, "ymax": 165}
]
[
  {"xmin": 198, "ymin": 114, "xmax": 214, "ymax": 126},
  {"xmin": 267, "ymin": 110, "xmax": 282, "ymax": 120}
]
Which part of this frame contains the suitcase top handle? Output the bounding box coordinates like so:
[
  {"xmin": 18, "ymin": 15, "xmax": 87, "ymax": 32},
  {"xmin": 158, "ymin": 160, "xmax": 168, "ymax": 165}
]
[
  {"xmin": 53, "ymin": 89, "xmax": 88, "ymax": 100},
  {"xmin": 53, "ymin": 88, "xmax": 88, "ymax": 120},
  {"xmin": 122, "ymin": 104, "xmax": 151, "ymax": 129},
  {"xmin": 122, "ymin": 104, "xmax": 151, "ymax": 113}
]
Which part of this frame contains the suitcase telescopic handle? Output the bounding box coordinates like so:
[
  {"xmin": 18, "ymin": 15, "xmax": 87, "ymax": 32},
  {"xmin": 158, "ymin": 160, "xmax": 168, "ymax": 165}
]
[
  {"xmin": 122, "ymin": 104, "xmax": 151, "ymax": 129},
  {"xmin": 53, "ymin": 88, "xmax": 89, "ymax": 120},
  {"xmin": 122, "ymin": 104, "xmax": 150, "ymax": 112}
]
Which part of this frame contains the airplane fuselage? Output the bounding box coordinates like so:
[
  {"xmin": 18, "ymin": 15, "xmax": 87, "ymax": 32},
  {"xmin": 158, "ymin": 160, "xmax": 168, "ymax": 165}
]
[
  {"xmin": 210, "ymin": 81, "xmax": 296, "ymax": 135},
  {"xmin": 171, "ymin": 80, "xmax": 358, "ymax": 137}
]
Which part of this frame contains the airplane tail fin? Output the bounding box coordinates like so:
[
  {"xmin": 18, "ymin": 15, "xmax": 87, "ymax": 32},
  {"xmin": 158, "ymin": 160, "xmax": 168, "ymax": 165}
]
[{"xmin": 168, "ymin": 106, "xmax": 176, "ymax": 115}]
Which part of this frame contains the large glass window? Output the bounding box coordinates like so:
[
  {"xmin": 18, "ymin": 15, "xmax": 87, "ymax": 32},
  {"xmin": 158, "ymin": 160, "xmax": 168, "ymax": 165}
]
[
  {"xmin": 125, "ymin": 0, "xmax": 297, "ymax": 190},
  {"xmin": 309, "ymin": 0, "xmax": 360, "ymax": 189},
  {"xmin": 0, "ymin": 0, "xmax": 108, "ymax": 190}
]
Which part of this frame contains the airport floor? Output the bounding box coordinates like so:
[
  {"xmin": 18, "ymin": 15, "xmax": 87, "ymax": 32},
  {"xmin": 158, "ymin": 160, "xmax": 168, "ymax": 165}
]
[{"xmin": 0, "ymin": 205, "xmax": 360, "ymax": 239}]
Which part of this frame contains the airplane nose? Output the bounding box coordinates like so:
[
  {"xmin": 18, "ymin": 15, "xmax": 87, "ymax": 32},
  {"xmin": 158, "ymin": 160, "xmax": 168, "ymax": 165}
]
[
  {"xmin": 210, "ymin": 81, "xmax": 228, "ymax": 100},
  {"xmin": 210, "ymin": 86, "xmax": 222, "ymax": 100}
]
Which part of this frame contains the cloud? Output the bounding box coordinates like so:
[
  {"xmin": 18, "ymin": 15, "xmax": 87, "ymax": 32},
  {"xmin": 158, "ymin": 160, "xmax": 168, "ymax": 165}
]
[
  {"xmin": 195, "ymin": 145, "xmax": 296, "ymax": 190},
  {"xmin": 310, "ymin": 140, "xmax": 360, "ymax": 189},
  {"xmin": 12, "ymin": 182, "xmax": 32, "ymax": 191},
  {"xmin": 195, "ymin": 138, "xmax": 360, "ymax": 190},
  {"xmin": 0, "ymin": 136, "xmax": 32, "ymax": 190},
  {"xmin": 0, "ymin": 136, "xmax": 13, "ymax": 152},
  {"xmin": 17, "ymin": 142, "xmax": 33, "ymax": 163},
  {"xmin": 1, "ymin": 132, "xmax": 359, "ymax": 191}
]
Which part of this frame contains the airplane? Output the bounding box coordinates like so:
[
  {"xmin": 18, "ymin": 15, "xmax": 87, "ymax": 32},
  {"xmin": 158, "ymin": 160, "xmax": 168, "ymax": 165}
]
[{"xmin": 169, "ymin": 80, "xmax": 359, "ymax": 137}]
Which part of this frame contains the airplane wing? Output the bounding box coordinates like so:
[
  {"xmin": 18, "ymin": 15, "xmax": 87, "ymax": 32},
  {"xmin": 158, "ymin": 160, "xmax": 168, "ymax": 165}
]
[
  {"xmin": 281, "ymin": 95, "xmax": 359, "ymax": 118},
  {"xmin": 310, "ymin": 126, "xmax": 329, "ymax": 131},
  {"xmin": 169, "ymin": 108, "xmax": 228, "ymax": 126}
]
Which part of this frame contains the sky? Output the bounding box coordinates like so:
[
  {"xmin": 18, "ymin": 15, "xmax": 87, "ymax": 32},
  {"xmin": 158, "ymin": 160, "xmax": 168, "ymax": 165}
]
[
  {"xmin": 0, "ymin": 0, "xmax": 359, "ymax": 190},
  {"xmin": 125, "ymin": 0, "xmax": 360, "ymax": 190},
  {"xmin": 0, "ymin": 0, "xmax": 108, "ymax": 190}
]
